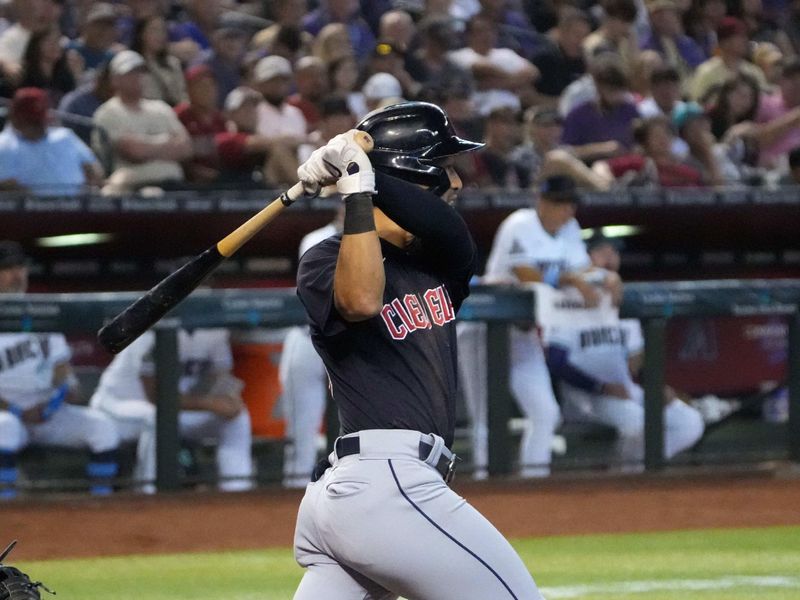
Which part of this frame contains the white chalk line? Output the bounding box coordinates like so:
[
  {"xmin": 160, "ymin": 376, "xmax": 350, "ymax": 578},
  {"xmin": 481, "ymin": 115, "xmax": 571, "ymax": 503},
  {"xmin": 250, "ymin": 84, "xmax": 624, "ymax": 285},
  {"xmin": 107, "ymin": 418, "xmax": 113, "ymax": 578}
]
[{"xmin": 540, "ymin": 575, "xmax": 800, "ymax": 598}]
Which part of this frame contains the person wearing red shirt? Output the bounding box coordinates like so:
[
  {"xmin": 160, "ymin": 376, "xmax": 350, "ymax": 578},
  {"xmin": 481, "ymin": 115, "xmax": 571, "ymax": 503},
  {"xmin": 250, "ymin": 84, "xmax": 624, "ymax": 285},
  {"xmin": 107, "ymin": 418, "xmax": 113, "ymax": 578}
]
[{"xmin": 174, "ymin": 64, "xmax": 226, "ymax": 183}]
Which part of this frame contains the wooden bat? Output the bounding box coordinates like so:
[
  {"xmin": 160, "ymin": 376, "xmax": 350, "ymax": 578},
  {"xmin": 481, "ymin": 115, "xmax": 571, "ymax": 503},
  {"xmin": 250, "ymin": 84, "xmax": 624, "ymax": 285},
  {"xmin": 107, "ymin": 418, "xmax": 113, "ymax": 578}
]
[{"xmin": 97, "ymin": 131, "xmax": 374, "ymax": 354}]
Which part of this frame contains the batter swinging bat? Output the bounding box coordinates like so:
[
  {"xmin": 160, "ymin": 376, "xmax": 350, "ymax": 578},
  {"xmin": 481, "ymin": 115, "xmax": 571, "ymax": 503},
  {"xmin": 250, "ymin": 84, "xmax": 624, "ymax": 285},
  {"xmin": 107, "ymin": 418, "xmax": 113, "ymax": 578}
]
[{"xmin": 97, "ymin": 130, "xmax": 374, "ymax": 354}]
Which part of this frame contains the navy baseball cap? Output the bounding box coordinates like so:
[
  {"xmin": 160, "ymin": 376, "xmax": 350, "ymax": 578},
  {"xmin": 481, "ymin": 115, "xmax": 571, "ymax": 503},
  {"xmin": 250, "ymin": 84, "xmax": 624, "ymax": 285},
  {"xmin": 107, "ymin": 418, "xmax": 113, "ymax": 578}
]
[
  {"xmin": 586, "ymin": 232, "xmax": 624, "ymax": 253},
  {"xmin": 539, "ymin": 175, "xmax": 579, "ymax": 203},
  {"xmin": 0, "ymin": 241, "xmax": 28, "ymax": 269}
]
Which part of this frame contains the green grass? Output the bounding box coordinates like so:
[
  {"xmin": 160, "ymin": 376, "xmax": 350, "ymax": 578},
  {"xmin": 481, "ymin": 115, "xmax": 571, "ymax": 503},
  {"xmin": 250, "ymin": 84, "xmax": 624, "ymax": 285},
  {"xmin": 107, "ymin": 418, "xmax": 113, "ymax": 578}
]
[{"xmin": 17, "ymin": 526, "xmax": 800, "ymax": 599}]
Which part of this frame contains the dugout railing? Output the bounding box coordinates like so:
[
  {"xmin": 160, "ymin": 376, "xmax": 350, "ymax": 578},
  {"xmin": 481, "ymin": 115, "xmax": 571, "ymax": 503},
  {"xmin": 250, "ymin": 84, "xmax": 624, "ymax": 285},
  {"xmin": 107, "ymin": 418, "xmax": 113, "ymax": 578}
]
[{"xmin": 1, "ymin": 281, "xmax": 799, "ymax": 491}]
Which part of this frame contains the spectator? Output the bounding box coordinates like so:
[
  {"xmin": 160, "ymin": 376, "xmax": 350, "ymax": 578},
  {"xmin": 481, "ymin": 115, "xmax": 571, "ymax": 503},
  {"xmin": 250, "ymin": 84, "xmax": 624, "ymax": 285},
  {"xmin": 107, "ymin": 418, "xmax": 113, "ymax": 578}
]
[
  {"xmin": 303, "ymin": 94, "xmax": 355, "ymax": 153},
  {"xmin": 0, "ymin": 87, "xmax": 103, "ymax": 195},
  {"xmin": 641, "ymin": 0, "xmax": 705, "ymax": 85},
  {"xmin": 752, "ymin": 41, "xmax": 784, "ymax": 89},
  {"xmin": 252, "ymin": 55, "xmax": 308, "ymax": 184},
  {"xmin": 252, "ymin": 21, "xmax": 311, "ymax": 59},
  {"xmin": 584, "ymin": 0, "xmax": 640, "ymax": 74},
  {"xmin": 683, "ymin": 0, "xmax": 728, "ymax": 58},
  {"xmin": 302, "ymin": 0, "xmax": 376, "ymax": 61},
  {"xmin": 629, "ymin": 49, "xmax": 666, "ymax": 100},
  {"xmin": 328, "ymin": 55, "xmax": 367, "ymax": 118},
  {"xmin": 673, "ymin": 101, "xmax": 742, "ymax": 184},
  {"xmin": 448, "ymin": 14, "xmax": 539, "ymax": 115},
  {"xmin": 593, "ymin": 115, "xmax": 705, "ymax": 187},
  {"xmin": 707, "ymin": 74, "xmax": 761, "ymax": 157},
  {"xmin": 407, "ymin": 17, "xmax": 475, "ymax": 104},
  {"xmin": 736, "ymin": 0, "xmax": 793, "ymax": 52},
  {"xmin": 67, "ymin": 2, "xmax": 119, "ymax": 72},
  {"xmin": 19, "ymin": 27, "xmax": 80, "ymax": 107},
  {"xmin": 531, "ymin": 7, "xmax": 591, "ymax": 104},
  {"xmin": 787, "ymin": 0, "xmax": 800, "ymax": 55},
  {"xmin": 311, "ymin": 22, "xmax": 354, "ymax": 65},
  {"xmin": 132, "ymin": 15, "xmax": 188, "ymax": 106},
  {"xmin": 0, "ymin": 241, "xmax": 120, "ymax": 499},
  {"xmin": 481, "ymin": 175, "xmax": 596, "ymax": 477},
  {"xmin": 214, "ymin": 86, "xmax": 279, "ymax": 186},
  {"xmin": 755, "ymin": 57, "xmax": 800, "ymax": 169},
  {"xmin": 638, "ymin": 65, "xmax": 686, "ymax": 118},
  {"xmin": 362, "ymin": 71, "xmax": 405, "ymax": 113},
  {"xmin": 117, "ymin": 0, "xmax": 167, "ymax": 48},
  {"xmin": 90, "ymin": 327, "xmax": 254, "ymax": 494},
  {"xmin": 287, "ymin": 56, "xmax": 329, "ymax": 130},
  {"xmin": 690, "ymin": 16, "xmax": 768, "ymax": 102},
  {"xmin": 175, "ymin": 64, "xmax": 226, "ymax": 184},
  {"xmin": 478, "ymin": 0, "xmax": 543, "ymax": 59},
  {"xmin": 202, "ymin": 26, "xmax": 248, "ymax": 107},
  {"xmin": 561, "ymin": 60, "xmax": 640, "ymax": 160},
  {"xmin": 511, "ymin": 106, "xmax": 614, "ymax": 190},
  {"xmin": 471, "ymin": 106, "xmax": 527, "ymax": 188},
  {"xmin": 378, "ymin": 10, "xmax": 417, "ymax": 54},
  {"xmin": 93, "ymin": 50, "xmax": 192, "ymax": 194},
  {"xmin": 168, "ymin": 0, "xmax": 223, "ymax": 64},
  {"xmin": 58, "ymin": 62, "xmax": 114, "ymax": 146},
  {"xmin": 365, "ymin": 39, "xmax": 422, "ymax": 99},
  {"xmin": 637, "ymin": 65, "xmax": 690, "ymax": 155},
  {"xmin": 0, "ymin": 0, "xmax": 55, "ymax": 83}
]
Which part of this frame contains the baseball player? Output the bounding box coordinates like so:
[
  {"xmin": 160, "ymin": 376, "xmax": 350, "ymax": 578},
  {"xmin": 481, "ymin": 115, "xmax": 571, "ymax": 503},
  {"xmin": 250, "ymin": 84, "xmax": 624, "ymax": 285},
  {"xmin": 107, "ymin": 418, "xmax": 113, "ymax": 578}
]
[
  {"xmin": 0, "ymin": 241, "xmax": 120, "ymax": 499},
  {"xmin": 90, "ymin": 327, "xmax": 253, "ymax": 492},
  {"xmin": 546, "ymin": 234, "xmax": 705, "ymax": 467},
  {"xmin": 290, "ymin": 102, "xmax": 544, "ymax": 600},
  {"xmin": 280, "ymin": 207, "xmax": 343, "ymax": 488},
  {"xmin": 476, "ymin": 176, "xmax": 604, "ymax": 477}
]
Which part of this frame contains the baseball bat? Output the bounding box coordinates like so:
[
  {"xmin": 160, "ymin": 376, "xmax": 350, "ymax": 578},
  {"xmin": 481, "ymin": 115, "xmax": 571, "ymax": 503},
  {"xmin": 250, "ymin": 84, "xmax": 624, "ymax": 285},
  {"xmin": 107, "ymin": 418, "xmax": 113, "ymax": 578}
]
[{"xmin": 97, "ymin": 131, "xmax": 374, "ymax": 354}]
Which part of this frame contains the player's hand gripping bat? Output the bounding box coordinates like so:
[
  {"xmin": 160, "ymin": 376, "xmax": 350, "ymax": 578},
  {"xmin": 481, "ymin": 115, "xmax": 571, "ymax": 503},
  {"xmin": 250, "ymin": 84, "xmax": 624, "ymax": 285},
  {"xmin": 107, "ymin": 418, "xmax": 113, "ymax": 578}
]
[{"xmin": 97, "ymin": 130, "xmax": 374, "ymax": 354}]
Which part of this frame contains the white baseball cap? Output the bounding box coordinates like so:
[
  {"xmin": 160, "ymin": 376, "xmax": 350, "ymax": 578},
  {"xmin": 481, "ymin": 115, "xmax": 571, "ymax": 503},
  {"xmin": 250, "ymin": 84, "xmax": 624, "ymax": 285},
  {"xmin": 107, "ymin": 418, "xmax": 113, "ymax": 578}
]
[
  {"xmin": 224, "ymin": 86, "xmax": 262, "ymax": 111},
  {"xmin": 253, "ymin": 55, "xmax": 292, "ymax": 83},
  {"xmin": 110, "ymin": 50, "xmax": 146, "ymax": 76},
  {"xmin": 362, "ymin": 72, "xmax": 403, "ymax": 100}
]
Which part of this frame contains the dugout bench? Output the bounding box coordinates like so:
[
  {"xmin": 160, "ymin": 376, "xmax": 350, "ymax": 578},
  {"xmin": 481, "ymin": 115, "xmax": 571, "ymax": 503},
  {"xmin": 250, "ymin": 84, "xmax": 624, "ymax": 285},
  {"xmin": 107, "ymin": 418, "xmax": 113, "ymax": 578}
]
[{"xmin": 2, "ymin": 281, "xmax": 799, "ymax": 492}]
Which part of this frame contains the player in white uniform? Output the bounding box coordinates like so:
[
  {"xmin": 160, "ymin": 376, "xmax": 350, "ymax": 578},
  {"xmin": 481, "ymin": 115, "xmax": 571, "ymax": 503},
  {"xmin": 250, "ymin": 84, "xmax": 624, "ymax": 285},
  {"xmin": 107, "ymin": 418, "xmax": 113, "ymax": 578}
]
[
  {"xmin": 0, "ymin": 241, "xmax": 120, "ymax": 499},
  {"xmin": 280, "ymin": 209, "xmax": 343, "ymax": 488},
  {"xmin": 548, "ymin": 235, "xmax": 705, "ymax": 468},
  {"xmin": 479, "ymin": 176, "xmax": 607, "ymax": 477},
  {"xmin": 90, "ymin": 328, "xmax": 254, "ymax": 492}
]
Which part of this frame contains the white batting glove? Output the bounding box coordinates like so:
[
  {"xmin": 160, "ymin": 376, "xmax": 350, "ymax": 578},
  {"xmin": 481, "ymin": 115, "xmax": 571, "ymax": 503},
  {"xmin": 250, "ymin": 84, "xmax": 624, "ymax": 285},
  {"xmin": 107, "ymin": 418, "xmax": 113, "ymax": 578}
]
[
  {"xmin": 297, "ymin": 130, "xmax": 375, "ymax": 196},
  {"xmin": 297, "ymin": 145, "xmax": 339, "ymax": 196}
]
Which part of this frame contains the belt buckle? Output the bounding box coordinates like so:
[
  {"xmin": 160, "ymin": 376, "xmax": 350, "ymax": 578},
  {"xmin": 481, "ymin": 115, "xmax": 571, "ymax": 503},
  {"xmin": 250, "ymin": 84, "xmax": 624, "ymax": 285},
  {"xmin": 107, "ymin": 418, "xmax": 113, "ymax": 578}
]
[{"xmin": 444, "ymin": 453, "xmax": 459, "ymax": 483}]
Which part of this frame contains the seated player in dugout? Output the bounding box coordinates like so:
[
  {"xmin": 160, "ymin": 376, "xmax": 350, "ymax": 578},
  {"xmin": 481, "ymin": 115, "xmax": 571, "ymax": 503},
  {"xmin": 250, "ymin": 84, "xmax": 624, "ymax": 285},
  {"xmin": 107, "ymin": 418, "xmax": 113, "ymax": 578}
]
[
  {"xmin": 0, "ymin": 241, "xmax": 120, "ymax": 499},
  {"xmin": 290, "ymin": 102, "xmax": 546, "ymax": 599},
  {"xmin": 545, "ymin": 233, "xmax": 705, "ymax": 470}
]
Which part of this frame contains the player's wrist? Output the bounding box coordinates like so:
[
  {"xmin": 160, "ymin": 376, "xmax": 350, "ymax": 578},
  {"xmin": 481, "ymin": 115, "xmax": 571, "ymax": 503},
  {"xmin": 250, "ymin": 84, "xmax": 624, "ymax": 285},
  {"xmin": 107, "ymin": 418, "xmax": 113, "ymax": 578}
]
[{"xmin": 342, "ymin": 193, "xmax": 375, "ymax": 235}]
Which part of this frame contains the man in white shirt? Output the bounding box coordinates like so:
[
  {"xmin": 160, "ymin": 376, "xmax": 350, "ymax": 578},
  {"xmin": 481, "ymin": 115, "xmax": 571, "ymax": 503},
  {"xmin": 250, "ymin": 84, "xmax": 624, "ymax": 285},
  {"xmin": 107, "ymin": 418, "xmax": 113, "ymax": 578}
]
[
  {"xmin": 0, "ymin": 241, "xmax": 120, "ymax": 499},
  {"xmin": 91, "ymin": 327, "xmax": 254, "ymax": 493},
  {"xmin": 463, "ymin": 176, "xmax": 603, "ymax": 478},
  {"xmin": 252, "ymin": 55, "xmax": 308, "ymax": 184},
  {"xmin": 92, "ymin": 50, "xmax": 192, "ymax": 194},
  {"xmin": 448, "ymin": 14, "xmax": 538, "ymax": 116}
]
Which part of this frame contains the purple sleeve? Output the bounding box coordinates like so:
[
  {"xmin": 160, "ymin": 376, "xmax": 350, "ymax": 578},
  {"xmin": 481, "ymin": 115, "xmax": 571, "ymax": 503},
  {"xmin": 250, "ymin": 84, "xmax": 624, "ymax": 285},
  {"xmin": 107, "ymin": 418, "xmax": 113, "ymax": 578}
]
[
  {"xmin": 546, "ymin": 344, "xmax": 604, "ymax": 394},
  {"xmin": 561, "ymin": 106, "xmax": 586, "ymax": 146}
]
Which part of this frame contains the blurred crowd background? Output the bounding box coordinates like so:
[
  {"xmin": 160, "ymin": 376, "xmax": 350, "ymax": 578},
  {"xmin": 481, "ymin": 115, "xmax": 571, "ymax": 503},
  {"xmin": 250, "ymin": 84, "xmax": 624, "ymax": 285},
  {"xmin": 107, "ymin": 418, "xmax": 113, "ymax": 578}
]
[{"xmin": 2, "ymin": 0, "xmax": 800, "ymax": 196}]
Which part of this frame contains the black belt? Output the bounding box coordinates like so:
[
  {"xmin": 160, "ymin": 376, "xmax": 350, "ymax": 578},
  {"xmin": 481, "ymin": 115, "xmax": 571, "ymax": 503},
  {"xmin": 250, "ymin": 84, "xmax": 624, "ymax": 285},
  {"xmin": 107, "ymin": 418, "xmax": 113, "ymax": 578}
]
[{"xmin": 334, "ymin": 435, "xmax": 459, "ymax": 483}]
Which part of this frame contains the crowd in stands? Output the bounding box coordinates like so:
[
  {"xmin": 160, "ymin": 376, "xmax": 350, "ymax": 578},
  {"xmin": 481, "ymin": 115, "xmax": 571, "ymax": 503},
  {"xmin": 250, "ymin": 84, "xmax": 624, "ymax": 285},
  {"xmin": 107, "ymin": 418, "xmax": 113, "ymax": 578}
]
[{"xmin": 1, "ymin": 0, "xmax": 800, "ymax": 195}]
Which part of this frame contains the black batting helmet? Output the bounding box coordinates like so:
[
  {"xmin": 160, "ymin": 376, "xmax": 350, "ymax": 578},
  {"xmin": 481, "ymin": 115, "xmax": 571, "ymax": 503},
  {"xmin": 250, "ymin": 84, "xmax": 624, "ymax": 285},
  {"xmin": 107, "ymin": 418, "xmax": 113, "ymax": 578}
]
[{"xmin": 356, "ymin": 101, "xmax": 483, "ymax": 195}]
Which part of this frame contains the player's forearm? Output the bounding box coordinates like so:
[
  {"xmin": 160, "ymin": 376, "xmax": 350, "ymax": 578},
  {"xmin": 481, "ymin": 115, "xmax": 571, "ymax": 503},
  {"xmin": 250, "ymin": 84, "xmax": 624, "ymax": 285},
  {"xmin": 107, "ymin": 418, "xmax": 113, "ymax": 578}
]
[
  {"xmin": 334, "ymin": 193, "xmax": 385, "ymax": 321},
  {"xmin": 372, "ymin": 172, "xmax": 476, "ymax": 272},
  {"xmin": 545, "ymin": 345, "xmax": 604, "ymax": 394}
]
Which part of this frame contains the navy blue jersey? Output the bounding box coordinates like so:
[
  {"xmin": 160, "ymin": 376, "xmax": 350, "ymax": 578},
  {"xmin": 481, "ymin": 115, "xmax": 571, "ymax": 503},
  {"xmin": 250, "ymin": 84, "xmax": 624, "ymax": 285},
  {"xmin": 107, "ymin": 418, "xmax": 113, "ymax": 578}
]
[{"xmin": 297, "ymin": 235, "xmax": 472, "ymax": 447}]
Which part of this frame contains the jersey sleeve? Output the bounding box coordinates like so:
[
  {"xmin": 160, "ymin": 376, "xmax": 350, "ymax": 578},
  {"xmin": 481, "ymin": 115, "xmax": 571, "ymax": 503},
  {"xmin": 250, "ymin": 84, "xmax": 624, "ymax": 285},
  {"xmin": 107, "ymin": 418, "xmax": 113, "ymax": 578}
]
[
  {"xmin": 48, "ymin": 334, "xmax": 72, "ymax": 365},
  {"xmin": 296, "ymin": 238, "xmax": 348, "ymax": 337}
]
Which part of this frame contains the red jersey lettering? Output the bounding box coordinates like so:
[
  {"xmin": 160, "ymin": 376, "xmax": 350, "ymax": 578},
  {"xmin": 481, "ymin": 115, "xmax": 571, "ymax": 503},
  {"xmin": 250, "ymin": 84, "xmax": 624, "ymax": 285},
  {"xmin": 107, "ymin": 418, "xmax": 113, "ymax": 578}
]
[
  {"xmin": 404, "ymin": 294, "xmax": 431, "ymax": 329},
  {"xmin": 380, "ymin": 304, "xmax": 408, "ymax": 340}
]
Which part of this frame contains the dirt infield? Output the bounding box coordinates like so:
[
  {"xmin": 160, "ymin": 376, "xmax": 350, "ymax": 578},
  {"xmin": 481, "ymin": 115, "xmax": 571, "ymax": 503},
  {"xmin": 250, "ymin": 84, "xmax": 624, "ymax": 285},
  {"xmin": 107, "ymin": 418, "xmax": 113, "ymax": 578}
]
[{"xmin": 4, "ymin": 470, "xmax": 800, "ymax": 561}]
